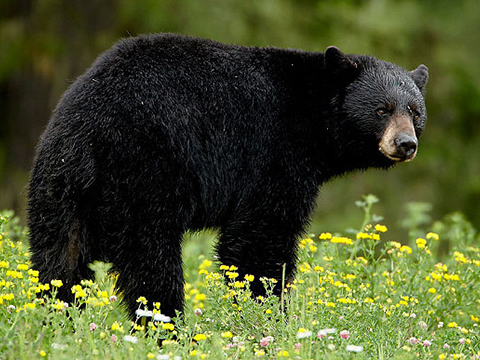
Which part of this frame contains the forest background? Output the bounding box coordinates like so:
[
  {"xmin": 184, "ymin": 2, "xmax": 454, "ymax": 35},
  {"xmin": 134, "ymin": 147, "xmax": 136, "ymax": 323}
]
[{"xmin": 1, "ymin": 0, "xmax": 479, "ymax": 239}]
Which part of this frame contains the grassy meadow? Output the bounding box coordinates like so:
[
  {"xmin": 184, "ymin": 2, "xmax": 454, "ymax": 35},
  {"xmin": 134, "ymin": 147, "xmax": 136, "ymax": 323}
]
[{"xmin": 0, "ymin": 195, "xmax": 479, "ymax": 359}]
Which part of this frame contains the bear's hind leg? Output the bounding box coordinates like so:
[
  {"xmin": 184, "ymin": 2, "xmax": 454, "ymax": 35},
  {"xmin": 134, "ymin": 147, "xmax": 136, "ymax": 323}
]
[{"xmin": 29, "ymin": 208, "xmax": 95, "ymax": 304}]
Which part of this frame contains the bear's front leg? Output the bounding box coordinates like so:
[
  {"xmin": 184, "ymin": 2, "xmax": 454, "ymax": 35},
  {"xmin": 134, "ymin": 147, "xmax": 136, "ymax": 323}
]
[{"xmin": 216, "ymin": 215, "xmax": 303, "ymax": 300}]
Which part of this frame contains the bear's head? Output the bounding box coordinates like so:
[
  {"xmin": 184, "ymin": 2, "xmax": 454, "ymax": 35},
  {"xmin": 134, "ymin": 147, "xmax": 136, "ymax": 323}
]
[{"xmin": 324, "ymin": 46, "xmax": 428, "ymax": 171}]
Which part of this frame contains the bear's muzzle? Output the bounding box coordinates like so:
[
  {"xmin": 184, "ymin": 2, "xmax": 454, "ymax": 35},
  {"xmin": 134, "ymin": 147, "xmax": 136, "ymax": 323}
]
[{"xmin": 379, "ymin": 114, "xmax": 418, "ymax": 162}]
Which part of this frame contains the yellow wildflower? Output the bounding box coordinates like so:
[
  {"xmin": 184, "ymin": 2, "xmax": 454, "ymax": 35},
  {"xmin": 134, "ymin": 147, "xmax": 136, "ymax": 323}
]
[
  {"xmin": 400, "ymin": 245, "xmax": 412, "ymax": 254},
  {"xmin": 375, "ymin": 224, "xmax": 388, "ymax": 232},
  {"xmin": 51, "ymin": 279, "xmax": 63, "ymax": 288},
  {"xmin": 416, "ymin": 238, "xmax": 427, "ymax": 249},
  {"xmin": 426, "ymin": 232, "xmax": 439, "ymax": 241},
  {"xmin": 162, "ymin": 323, "xmax": 175, "ymax": 331},
  {"xmin": 136, "ymin": 296, "xmax": 147, "ymax": 304},
  {"xmin": 319, "ymin": 232, "xmax": 332, "ymax": 240},
  {"xmin": 193, "ymin": 333, "xmax": 207, "ymax": 341},
  {"xmin": 244, "ymin": 274, "xmax": 254, "ymax": 282}
]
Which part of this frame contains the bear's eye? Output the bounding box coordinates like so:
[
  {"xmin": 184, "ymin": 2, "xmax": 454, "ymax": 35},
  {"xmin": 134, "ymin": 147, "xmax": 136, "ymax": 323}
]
[
  {"xmin": 376, "ymin": 108, "xmax": 388, "ymax": 117},
  {"xmin": 408, "ymin": 105, "xmax": 420, "ymax": 121}
]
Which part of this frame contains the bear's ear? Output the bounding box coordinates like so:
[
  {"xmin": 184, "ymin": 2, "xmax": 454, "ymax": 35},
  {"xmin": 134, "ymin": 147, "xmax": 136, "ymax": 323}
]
[
  {"xmin": 324, "ymin": 46, "xmax": 358, "ymax": 77},
  {"xmin": 410, "ymin": 64, "xmax": 428, "ymax": 95}
]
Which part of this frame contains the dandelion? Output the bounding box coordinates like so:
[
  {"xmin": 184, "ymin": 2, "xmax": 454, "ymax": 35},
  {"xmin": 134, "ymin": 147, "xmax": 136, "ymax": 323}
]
[
  {"xmin": 39, "ymin": 350, "xmax": 46, "ymax": 357},
  {"xmin": 260, "ymin": 336, "xmax": 274, "ymax": 347},
  {"xmin": 340, "ymin": 330, "xmax": 350, "ymax": 339},
  {"xmin": 346, "ymin": 345, "xmax": 364, "ymax": 353}
]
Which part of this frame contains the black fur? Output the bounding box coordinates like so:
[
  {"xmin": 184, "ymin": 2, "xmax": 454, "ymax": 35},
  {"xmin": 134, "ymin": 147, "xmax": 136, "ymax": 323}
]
[{"xmin": 28, "ymin": 34, "xmax": 428, "ymax": 319}]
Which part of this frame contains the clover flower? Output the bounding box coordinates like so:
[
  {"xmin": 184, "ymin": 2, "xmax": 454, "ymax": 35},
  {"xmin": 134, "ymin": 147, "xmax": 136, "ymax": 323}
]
[
  {"xmin": 408, "ymin": 337, "xmax": 420, "ymax": 345},
  {"xmin": 340, "ymin": 330, "xmax": 350, "ymax": 339},
  {"xmin": 194, "ymin": 308, "xmax": 202, "ymax": 316},
  {"xmin": 260, "ymin": 336, "xmax": 274, "ymax": 347}
]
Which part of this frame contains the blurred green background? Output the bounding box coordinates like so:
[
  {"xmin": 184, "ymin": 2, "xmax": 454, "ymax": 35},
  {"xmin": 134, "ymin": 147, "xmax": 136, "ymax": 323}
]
[{"xmin": 1, "ymin": 0, "xmax": 479, "ymax": 239}]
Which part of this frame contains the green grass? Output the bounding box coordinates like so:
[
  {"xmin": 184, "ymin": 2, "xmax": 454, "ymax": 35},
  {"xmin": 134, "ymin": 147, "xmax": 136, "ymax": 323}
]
[{"xmin": 0, "ymin": 196, "xmax": 479, "ymax": 359}]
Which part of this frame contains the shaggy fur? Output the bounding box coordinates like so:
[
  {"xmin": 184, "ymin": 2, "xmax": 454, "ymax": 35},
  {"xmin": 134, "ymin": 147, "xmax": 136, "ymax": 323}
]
[{"xmin": 28, "ymin": 34, "xmax": 428, "ymax": 319}]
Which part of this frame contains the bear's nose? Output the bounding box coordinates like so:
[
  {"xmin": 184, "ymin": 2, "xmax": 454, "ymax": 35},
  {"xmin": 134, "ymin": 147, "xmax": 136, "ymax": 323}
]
[{"xmin": 395, "ymin": 134, "xmax": 417, "ymax": 159}]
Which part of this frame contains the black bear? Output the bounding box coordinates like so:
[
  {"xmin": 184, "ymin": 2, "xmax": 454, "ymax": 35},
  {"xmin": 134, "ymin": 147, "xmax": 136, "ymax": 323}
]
[{"xmin": 28, "ymin": 34, "xmax": 428, "ymax": 319}]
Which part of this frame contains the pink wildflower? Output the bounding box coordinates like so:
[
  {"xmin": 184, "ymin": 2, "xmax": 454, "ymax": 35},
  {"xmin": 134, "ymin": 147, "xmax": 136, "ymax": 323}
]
[
  {"xmin": 340, "ymin": 330, "xmax": 350, "ymax": 339},
  {"xmin": 89, "ymin": 322, "xmax": 97, "ymax": 332},
  {"xmin": 423, "ymin": 340, "xmax": 432, "ymax": 347},
  {"xmin": 111, "ymin": 334, "xmax": 117, "ymax": 343},
  {"xmin": 194, "ymin": 308, "xmax": 202, "ymax": 316},
  {"xmin": 408, "ymin": 337, "xmax": 420, "ymax": 345},
  {"xmin": 260, "ymin": 336, "xmax": 274, "ymax": 347}
]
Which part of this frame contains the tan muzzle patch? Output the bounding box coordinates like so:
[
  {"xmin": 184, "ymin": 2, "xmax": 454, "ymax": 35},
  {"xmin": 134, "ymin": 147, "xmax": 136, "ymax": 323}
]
[{"xmin": 379, "ymin": 114, "xmax": 418, "ymax": 162}]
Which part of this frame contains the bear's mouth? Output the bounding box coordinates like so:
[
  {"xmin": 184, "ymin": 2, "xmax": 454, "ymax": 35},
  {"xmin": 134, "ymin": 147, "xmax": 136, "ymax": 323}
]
[{"xmin": 379, "ymin": 145, "xmax": 417, "ymax": 162}]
